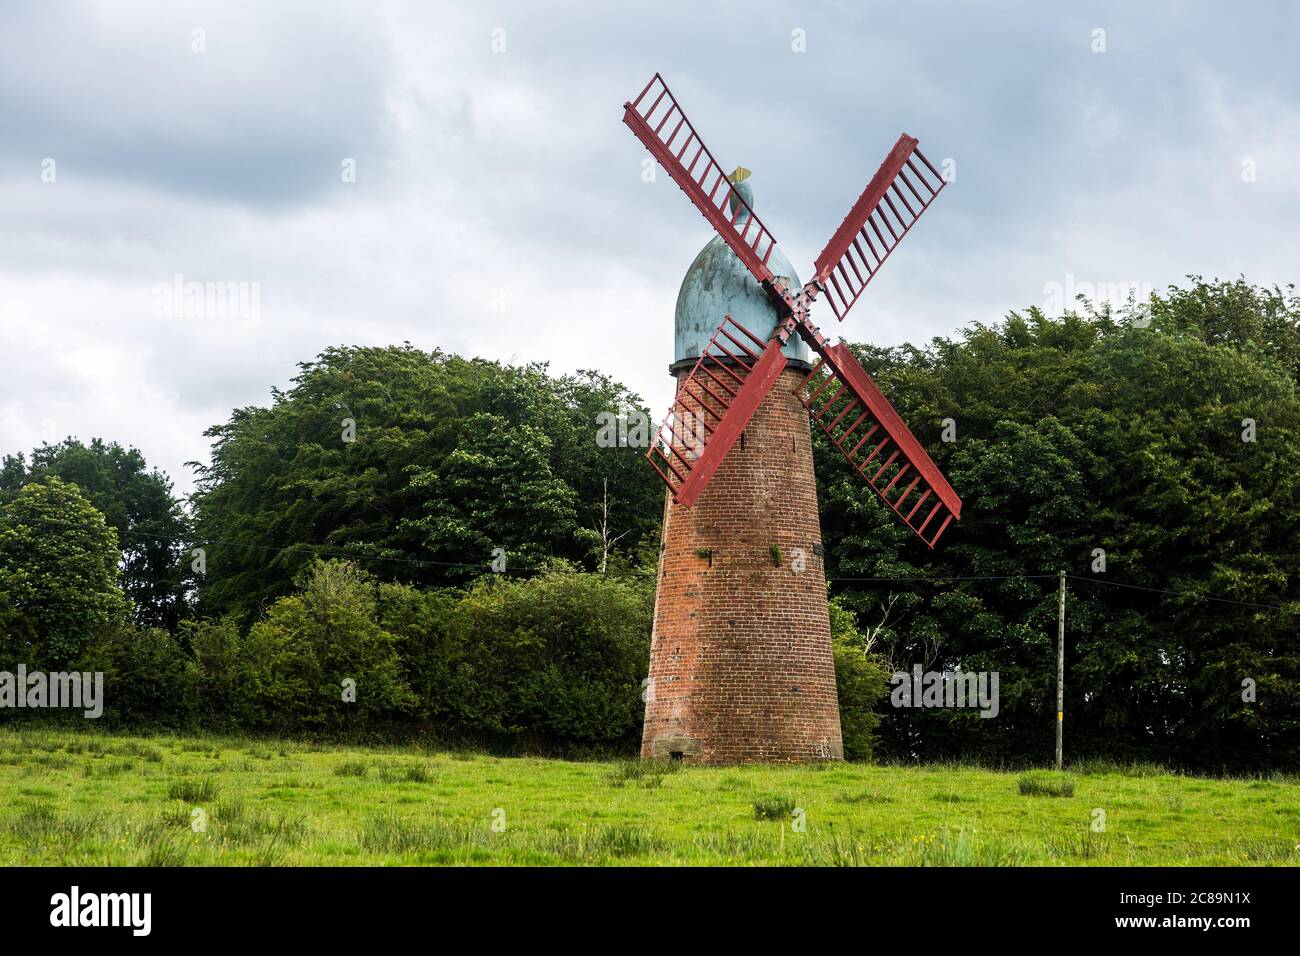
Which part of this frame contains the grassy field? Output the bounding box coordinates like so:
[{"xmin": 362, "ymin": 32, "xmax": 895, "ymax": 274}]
[{"xmin": 1, "ymin": 728, "xmax": 1297, "ymax": 866}]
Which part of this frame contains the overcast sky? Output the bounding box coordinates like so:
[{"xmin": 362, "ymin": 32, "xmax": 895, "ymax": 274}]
[{"xmin": 1, "ymin": 0, "xmax": 1297, "ymax": 497}]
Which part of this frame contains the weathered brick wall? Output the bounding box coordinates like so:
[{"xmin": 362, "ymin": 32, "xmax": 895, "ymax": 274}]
[{"xmin": 641, "ymin": 365, "xmax": 844, "ymax": 764}]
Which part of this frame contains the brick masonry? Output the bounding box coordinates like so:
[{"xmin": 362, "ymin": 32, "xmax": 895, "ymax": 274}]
[{"xmin": 641, "ymin": 364, "xmax": 844, "ymax": 764}]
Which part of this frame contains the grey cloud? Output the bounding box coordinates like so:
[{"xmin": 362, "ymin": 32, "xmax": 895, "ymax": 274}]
[
  {"xmin": 0, "ymin": 0, "xmax": 1297, "ymax": 498},
  {"xmin": 0, "ymin": 0, "xmax": 393, "ymax": 206}
]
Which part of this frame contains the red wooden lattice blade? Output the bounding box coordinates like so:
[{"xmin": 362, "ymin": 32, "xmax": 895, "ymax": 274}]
[
  {"xmin": 796, "ymin": 339, "xmax": 961, "ymax": 548},
  {"xmin": 624, "ymin": 73, "xmax": 795, "ymax": 314},
  {"xmin": 812, "ymin": 134, "xmax": 948, "ymax": 323},
  {"xmin": 646, "ymin": 315, "xmax": 786, "ymax": 507}
]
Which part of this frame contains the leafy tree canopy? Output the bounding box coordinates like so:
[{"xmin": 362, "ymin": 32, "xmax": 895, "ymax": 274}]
[
  {"xmin": 190, "ymin": 345, "xmax": 660, "ymax": 617},
  {"xmin": 0, "ymin": 438, "xmax": 189, "ymax": 630},
  {"xmin": 820, "ymin": 278, "xmax": 1300, "ymax": 770},
  {"xmin": 0, "ymin": 477, "xmax": 129, "ymax": 666}
]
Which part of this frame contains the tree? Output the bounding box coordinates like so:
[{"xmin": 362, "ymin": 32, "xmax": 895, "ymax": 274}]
[
  {"xmin": 445, "ymin": 565, "xmax": 653, "ymax": 744},
  {"xmin": 402, "ymin": 412, "xmax": 593, "ymax": 575},
  {"xmin": 820, "ymin": 279, "xmax": 1300, "ymax": 770},
  {"xmin": 0, "ymin": 438, "xmax": 190, "ymax": 630},
  {"xmin": 244, "ymin": 560, "xmax": 416, "ymax": 729},
  {"xmin": 593, "ymin": 478, "xmax": 632, "ymax": 573},
  {"xmin": 190, "ymin": 345, "xmax": 658, "ymax": 617},
  {"xmin": 829, "ymin": 597, "xmax": 890, "ymax": 761},
  {"xmin": 0, "ymin": 477, "xmax": 129, "ymax": 666},
  {"xmin": 76, "ymin": 624, "xmax": 200, "ymax": 727}
]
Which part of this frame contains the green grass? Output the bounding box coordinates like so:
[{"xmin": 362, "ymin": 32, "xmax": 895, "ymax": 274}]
[
  {"xmin": 0, "ymin": 728, "xmax": 1296, "ymax": 866},
  {"xmin": 752, "ymin": 795, "xmax": 797, "ymax": 820},
  {"xmin": 167, "ymin": 777, "xmax": 221, "ymax": 803},
  {"xmin": 1018, "ymin": 770, "xmax": 1077, "ymax": 798}
]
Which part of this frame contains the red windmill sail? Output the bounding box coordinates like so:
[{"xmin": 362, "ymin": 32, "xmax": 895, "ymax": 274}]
[
  {"xmin": 646, "ymin": 315, "xmax": 786, "ymax": 507},
  {"xmin": 812, "ymin": 133, "xmax": 948, "ymax": 323},
  {"xmin": 627, "ymin": 72, "xmax": 962, "ymax": 548},
  {"xmin": 624, "ymin": 73, "xmax": 798, "ymax": 313},
  {"xmin": 797, "ymin": 343, "xmax": 961, "ymax": 548}
]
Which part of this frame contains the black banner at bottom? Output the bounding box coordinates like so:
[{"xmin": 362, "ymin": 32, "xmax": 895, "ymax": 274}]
[{"xmin": 1, "ymin": 866, "xmax": 1289, "ymax": 940}]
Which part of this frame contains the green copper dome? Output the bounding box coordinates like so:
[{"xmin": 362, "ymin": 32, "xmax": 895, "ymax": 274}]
[{"xmin": 672, "ymin": 177, "xmax": 811, "ymax": 373}]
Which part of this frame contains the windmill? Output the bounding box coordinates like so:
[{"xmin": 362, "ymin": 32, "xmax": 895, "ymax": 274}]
[{"xmin": 625, "ymin": 73, "xmax": 962, "ymax": 763}]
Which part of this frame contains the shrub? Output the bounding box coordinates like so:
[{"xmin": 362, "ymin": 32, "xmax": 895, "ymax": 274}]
[
  {"xmin": 0, "ymin": 477, "xmax": 128, "ymax": 666},
  {"xmin": 185, "ymin": 616, "xmax": 248, "ymax": 728},
  {"xmin": 212, "ymin": 561, "xmax": 416, "ymax": 730},
  {"xmin": 6, "ymin": 557, "xmax": 654, "ymax": 750},
  {"xmin": 1018, "ymin": 770, "xmax": 1076, "ymax": 797},
  {"xmin": 753, "ymin": 795, "xmax": 796, "ymax": 820},
  {"xmin": 167, "ymin": 778, "xmax": 221, "ymax": 803},
  {"xmin": 377, "ymin": 762, "xmax": 432, "ymax": 784},
  {"xmin": 76, "ymin": 624, "xmax": 200, "ymax": 726},
  {"xmin": 606, "ymin": 759, "xmax": 677, "ymax": 789},
  {"xmin": 828, "ymin": 598, "xmax": 889, "ymax": 760},
  {"xmin": 438, "ymin": 567, "xmax": 653, "ymax": 743}
]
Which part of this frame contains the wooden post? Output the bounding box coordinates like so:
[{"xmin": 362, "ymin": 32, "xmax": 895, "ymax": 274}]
[{"xmin": 1056, "ymin": 570, "xmax": 1066, "ymax": 771}]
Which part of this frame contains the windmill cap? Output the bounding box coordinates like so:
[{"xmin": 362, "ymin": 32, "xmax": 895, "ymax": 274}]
[{"xmin": 673, "ymin": 167, "xmax": 809, "ymax": 372}]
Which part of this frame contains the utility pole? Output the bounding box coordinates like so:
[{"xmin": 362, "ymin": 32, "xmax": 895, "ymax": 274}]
[{"xmin": 1056, "ymin": 570, "xmax": 1066, "ymax": 771}]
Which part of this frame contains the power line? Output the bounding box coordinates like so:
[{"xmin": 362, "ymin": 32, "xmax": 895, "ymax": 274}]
[
  {"xmin": 828, "ymin": 569, "xmax": 1285, "ymax": 611},
  {"xmin": 114, "ymin": 527, "xmax": 528, "ymax": 573},
  {"xmin": 827, "ymin": 573, "xmax": 1058, "ymax": 582},
  {"xmin": 1065, "ymin": 573, "xmax": 1284, "ymax": 611},
  {"xmin": 114, "ymin": 526, "xmax": 660, "ymax": 578}
]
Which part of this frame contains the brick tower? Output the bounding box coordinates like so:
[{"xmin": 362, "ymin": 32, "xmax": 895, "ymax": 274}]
[{"xmin": 640, "ymin": 177, "xmax": 844, "ymax": 764}]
